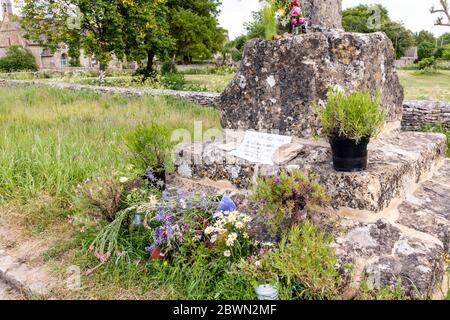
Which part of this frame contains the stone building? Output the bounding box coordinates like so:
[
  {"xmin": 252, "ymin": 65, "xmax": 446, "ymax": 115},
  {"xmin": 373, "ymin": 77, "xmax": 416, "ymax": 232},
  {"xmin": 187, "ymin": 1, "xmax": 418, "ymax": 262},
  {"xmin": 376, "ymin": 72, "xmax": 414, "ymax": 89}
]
[{"xmin": 0, "ymin": 0, "xmax": 121, "ymax": 70}]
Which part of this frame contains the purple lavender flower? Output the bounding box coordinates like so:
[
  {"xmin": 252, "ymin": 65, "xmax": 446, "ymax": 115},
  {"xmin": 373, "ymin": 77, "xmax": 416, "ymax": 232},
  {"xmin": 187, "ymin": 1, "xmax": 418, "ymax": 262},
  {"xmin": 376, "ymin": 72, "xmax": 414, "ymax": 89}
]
[
  {"xmin": 146, "ymin": 167, "xmax": 157, "ymax": 182},
  {"xmin": 162, "ymin": 191, "xmax": 171, "ymax": 201},
  {"xmin": 156, "ymin": 207, "xmax": 165, "ymax": 222}
]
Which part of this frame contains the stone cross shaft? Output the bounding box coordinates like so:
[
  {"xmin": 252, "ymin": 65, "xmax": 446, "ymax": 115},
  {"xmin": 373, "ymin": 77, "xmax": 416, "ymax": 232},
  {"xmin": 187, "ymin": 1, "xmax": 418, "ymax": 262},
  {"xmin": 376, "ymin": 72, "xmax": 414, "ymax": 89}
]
[{"xmin": 300, "ymin": 0, "xmax": 342, "ymax": 29}]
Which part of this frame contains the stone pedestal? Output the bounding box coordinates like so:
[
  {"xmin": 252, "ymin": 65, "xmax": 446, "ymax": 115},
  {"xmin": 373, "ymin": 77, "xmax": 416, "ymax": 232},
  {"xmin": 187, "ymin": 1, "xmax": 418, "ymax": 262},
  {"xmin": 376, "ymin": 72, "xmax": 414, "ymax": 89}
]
[{"xmin": 219, "ymin": 30, "xmax": 404, "ymax": 138}]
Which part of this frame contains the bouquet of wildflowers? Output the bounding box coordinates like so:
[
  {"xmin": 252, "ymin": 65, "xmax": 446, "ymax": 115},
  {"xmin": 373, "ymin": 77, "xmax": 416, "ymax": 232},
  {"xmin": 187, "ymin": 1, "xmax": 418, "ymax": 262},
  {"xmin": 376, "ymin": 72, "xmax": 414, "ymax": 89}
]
[{"xmin": 273, "ymin": 0, "xmax": 307, "ymax": 34}]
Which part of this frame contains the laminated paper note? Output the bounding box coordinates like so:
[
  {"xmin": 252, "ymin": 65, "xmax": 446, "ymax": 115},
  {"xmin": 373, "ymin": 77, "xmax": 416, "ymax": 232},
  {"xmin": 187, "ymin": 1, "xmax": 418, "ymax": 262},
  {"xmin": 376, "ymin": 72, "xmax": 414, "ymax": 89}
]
[{"xmin": 229, "ymin": 131, "xmax": 292, "ymax": 165}]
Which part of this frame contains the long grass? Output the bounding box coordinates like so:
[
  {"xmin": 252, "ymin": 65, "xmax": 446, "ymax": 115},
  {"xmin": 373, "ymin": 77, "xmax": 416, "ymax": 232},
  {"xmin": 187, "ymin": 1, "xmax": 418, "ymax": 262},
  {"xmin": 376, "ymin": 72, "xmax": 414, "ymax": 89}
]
[{"xmin": 0, "ymin": 86, "xmax": 220, "ymax": 228}]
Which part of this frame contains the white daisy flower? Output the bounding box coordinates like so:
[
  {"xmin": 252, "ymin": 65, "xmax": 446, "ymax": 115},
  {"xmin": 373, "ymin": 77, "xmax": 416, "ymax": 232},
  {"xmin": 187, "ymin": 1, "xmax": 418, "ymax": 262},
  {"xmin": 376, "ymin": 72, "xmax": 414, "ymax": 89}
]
[
  {"xmin": 210, "ymin": 234, "xmax": 218, "ymax": 243},
  {"xmin": 228, "ymin": 232, "xmax": 238, "ymax": 241},
  {"xmin": 119, "ymin": 177, "xmax": 128, "ymax": 184},
  {"xmin": 235, "ymin": 221, "xmax": 244, "ymax": 230},
  {"xmin": 226, "ymin": 238, "xmax": 234, "ymax": 247},
  {"xmin": 224, "ymin": 250, "xmax": 231, "ymax": 257},
  {"xmin": 205, "ymin": 226, "xmax": 215, "ymax": 235}
]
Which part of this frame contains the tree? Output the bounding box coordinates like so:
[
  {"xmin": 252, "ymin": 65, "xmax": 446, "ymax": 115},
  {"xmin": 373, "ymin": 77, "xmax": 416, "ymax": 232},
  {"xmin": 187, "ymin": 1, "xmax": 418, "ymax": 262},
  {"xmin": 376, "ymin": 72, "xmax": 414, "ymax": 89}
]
[
  {"xmin": 418, "ymin": 42, "xmax": 436, "ymax": 61},
  {"xmin": 76, "ymin": 0, "xmax": 125, "ymax": 70},
  {"xmin": 118, "ymin": 0, "xmax": 174, "ymax": 76},
  {"xmin": 0, "ymin": 45, "xmax": 38, "ymax": 72},
  {"xmin": 442, "ymin": 44, "xmax": 450, "ymax": 59},
  {"xmin": 167, "ymin": 0, "xmax": 225, "ymax": 63},
  {"xmin": 342, "ymin": 4, "xmax": 390, "ymax": 33},
  {"xmin": 342, "ymin": 5, "xmax": 415, "ymax": 59},
  {"xmin": 19, "ymin": 0, "xmax": 82, "ymax": 66},
  {"xmin": 431, "ymin": 0, "xmax": 450, "ymax": 26},
  {"xmin": 415, "ymin": 30, "xmax": 436, "ymax": 46},
  {"xmin": 20, "ymin": 0, "xmax": 124, "ymax": 70}
]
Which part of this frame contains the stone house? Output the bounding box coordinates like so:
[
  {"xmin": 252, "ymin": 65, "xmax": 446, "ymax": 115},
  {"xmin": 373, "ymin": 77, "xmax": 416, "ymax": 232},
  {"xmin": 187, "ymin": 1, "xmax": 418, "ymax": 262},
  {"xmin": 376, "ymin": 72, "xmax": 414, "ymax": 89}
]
[{"xmin": 0, "ymin": 0, "xmax": 122, "ymax": 70}]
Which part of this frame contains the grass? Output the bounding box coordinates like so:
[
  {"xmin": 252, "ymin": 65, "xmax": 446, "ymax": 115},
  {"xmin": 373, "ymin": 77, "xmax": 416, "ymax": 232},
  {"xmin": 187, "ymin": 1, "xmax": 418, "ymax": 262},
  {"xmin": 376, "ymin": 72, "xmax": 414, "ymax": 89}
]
[
  {"xmin": 184, "ymin": 74, "xmax": 234, "ymax": 92},
  {"xmin": 0, "ymin": 86, "xmax": 220, "ymax": 230},
  {"xmin": 398, "ymin": 70, "xmax": 450, "ymax": 101}
]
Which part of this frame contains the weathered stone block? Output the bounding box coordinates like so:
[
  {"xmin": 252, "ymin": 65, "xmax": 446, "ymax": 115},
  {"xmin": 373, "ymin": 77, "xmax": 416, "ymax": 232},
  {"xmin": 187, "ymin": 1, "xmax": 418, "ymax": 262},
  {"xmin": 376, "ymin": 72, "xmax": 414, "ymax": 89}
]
[
  {"xmin": 174, "ymin": 131, "xmax": 447, "ymax": 212},
  {"xmin": 219, "ymin": 31, "xmax": 404, "ymax": 138}
]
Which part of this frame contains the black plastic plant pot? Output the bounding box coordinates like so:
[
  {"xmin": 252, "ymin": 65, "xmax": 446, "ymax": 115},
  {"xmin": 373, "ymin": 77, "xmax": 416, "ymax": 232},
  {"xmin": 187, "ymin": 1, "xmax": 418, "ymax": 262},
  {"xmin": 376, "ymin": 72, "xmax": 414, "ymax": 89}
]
[{"xmin": 329, "ymin": 137, "xmax": 370, "ymax": 172}]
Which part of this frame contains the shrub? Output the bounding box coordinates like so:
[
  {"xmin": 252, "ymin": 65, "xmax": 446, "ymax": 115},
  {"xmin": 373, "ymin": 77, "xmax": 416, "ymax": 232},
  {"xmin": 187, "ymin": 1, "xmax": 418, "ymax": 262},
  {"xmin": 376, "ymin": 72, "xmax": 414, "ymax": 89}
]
[
  {"xmin": 125, "ymin": 124, "xmax": 179, "ymax": 176},
  {"xmin": 251, "ymin": 169, "xmax": 329, "ymax": 236},
  {"xmin": 161, "ymin": 61, "xmax": 177, "ymax": 74},
  {"xmin": 417, "ymin": 42, "xmax": 435, "ymax": 61},
  {"xmin": 442, "ymin": 44, "xmax": 450, "ymax": 60},
  {"xmin": 315, "ymin": 89, "xmax": 385, "ymax": 143},
  {"xmin": 161, "ymin": 73, "xmax": 187, "ymax": 90},
  {"xmin": 236, "ymin": 222, "xmax": 345, "ymax": 300},
  {"xmin": 418, "ymin": 56, "xmax": 437, "ymax": 70},
  {"xmin": 0, "ymin": 46, "xmax": 38, "ymax": 72}
]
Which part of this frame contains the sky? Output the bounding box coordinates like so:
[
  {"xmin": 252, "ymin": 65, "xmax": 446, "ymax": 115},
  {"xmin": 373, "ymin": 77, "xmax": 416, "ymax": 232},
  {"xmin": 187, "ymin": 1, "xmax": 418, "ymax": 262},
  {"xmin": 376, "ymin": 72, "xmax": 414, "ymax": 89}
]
[{"xmin": 218, "ymin": 0, "xmax": 450, "ymax": 39}]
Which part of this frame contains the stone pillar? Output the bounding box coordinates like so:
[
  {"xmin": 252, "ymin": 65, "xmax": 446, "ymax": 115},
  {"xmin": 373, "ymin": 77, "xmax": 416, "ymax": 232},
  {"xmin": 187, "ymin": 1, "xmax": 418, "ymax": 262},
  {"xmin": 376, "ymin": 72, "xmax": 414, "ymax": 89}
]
[{"xmin": 301, "ymin": 0, "xmax": 342, "ymax": 29}]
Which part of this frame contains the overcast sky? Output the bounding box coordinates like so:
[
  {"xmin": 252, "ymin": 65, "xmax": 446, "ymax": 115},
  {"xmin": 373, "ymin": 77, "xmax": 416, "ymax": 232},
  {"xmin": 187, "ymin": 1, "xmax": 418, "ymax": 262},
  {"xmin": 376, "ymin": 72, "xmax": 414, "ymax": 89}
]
[{"xmin": 219, "ymin": 0, "xmax": 450, "ymax": 39}]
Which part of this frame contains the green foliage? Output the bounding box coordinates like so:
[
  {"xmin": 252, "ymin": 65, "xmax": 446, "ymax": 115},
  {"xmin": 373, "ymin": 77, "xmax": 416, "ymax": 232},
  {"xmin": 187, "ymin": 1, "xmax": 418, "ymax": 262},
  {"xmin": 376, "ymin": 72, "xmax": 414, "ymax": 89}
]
[
  {"xmin": 237, "ymin": 222, "xmax": 344, "ymax": 300},
  {"xmin": 120, "ymin": 0, "xmax": 174, "ymax": 73},
  {"xmin": 415, "ymin": 30, "xmax": 436, "ymax": 46},
  {"xmin": 315, "ymin": 89, "xmax": 385, "ymax": 143},
  {"xmin": 261, "ymin": 2, "xmax": 277, "ymax": 40},
  {"xmin": 160, "ymin": 73, "xmax": 187, "ymax": 90},
  {"xmin": 358, "ymin": 281, "xmax": 406, "ymax": 300},
  {"xmin": 418, "ymin": 42, "xmax": 436, "ymax": 61},
  {"xmin": 342, "ymin": 5, "xmax": 415, "ymax": 59},
  {"xmin": 251, "ymin": 169, "xmax": 328, "ymax": 236},
  {"xmin": 442, "ymin": 44, "xmax": 450, "ymax": 60},
  {"xmin": 161, "ymin": 61, "xmax": 177, "ymax": 74},
  {"xmin": 167, "ymin": 0, "xmax": 225, "ymax": 63},
  {"xmin": 125, "ymin": 124, "xmax": 179, "ymax": 175},
  {"xmin": 417, "ymin": 57, "xmax": 438, "ymax": 74},
  {"xmin": 0, "ymin": 46, "xmax": 38, "ymax": 72}
]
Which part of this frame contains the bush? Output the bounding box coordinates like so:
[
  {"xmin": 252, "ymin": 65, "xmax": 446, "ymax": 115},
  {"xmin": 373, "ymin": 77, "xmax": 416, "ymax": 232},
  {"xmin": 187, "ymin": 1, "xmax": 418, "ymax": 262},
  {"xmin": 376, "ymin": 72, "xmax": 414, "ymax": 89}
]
[
  {"xmin": 417, "ymin": 42, "xmax": 435, "ymax": 61},
  {"xmin": 161, "ymin": 61, "xmax": 177, "ymax": 74},
  {"xmin": 315, "ymin": 89, "xmax": 385, "ymax": 143},
  {"xmin": 442, "ymin": 44, "xmax": 450, "ymax": 60},
  {"xmin": 236, "ymin": 222, "xmax": 345, "ymax": 300},
  {"xmin": 0, "ymin": 46, "xmax": 38, "ymax": 72},
  {"xmin": 160, "ymin": 73, "xmax": 187, "ymax": 90},
  {"xmin": 125, "ymin": 124, "xmax": 179, "ymax": 178},
  {"xmin": 251, "ymin": 169, "xmax": 328, "ymax": 236}
]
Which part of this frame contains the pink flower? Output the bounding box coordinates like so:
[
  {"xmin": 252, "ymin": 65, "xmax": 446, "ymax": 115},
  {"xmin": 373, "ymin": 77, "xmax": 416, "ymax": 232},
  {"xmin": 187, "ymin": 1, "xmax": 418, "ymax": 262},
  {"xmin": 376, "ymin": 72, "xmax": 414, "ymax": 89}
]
[
  {"xmin": 291, "ymin": 18, "xmax": 298, "ymax": 26},
  {"xmin": 290, "ymin": 6, "xmax": 301, "ymax": 17},
  {"xmin": 95, "ymin": 252, "xmax": 110, "ymax": 264},
  {"xmin": 299, "ymin": 17, "xmax": 305, "ymax": 25}
]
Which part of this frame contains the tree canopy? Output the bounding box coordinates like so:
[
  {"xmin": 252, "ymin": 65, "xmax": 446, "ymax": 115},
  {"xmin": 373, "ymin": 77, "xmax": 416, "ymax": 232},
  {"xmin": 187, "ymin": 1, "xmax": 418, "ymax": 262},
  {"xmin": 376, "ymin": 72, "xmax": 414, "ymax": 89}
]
[
  {"xmin": 342, "ymin": 4, "xmax": 415, "ymax": 59},
  {"xmin": 18, "ymin": 0, "xmax": 224, "ymax": 71}
]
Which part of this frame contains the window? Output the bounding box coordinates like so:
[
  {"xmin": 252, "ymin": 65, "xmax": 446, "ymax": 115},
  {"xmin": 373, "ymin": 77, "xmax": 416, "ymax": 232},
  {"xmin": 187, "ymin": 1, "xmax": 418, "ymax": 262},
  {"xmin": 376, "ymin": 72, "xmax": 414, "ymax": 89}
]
[{"xmin": 60, "ymin": 53, "xmax": 68, "ymax": 67}]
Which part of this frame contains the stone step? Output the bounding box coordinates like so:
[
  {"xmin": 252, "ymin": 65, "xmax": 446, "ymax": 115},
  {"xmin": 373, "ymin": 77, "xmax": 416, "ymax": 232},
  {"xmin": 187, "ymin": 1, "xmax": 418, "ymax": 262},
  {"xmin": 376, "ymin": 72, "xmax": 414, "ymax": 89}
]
[
  {"xmin": 333, "ymin": 159, "xmax": 450, "ymax": 299},
  {"xmin": 174, "ymin": 131, "xmax": 447, "ymax": 212}
]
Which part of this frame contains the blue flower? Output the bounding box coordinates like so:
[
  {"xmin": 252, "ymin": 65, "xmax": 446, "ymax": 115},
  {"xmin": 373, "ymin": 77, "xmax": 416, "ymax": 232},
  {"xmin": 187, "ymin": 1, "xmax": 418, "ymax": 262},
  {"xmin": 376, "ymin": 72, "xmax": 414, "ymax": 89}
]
[
  {"xmin": 146, "ymin": 167, "xmax": 157, "ymax": 182},
  {"xmin": 162, "ymin": 191, "xmax": 171, "ymax": 201},
  {"xmin": 217, "ymin": 194, "xmax": 237, "ymax": 213},
  {"xmin": 156, "ymin": 207, "xmax": 165, "ymax": 222}
]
